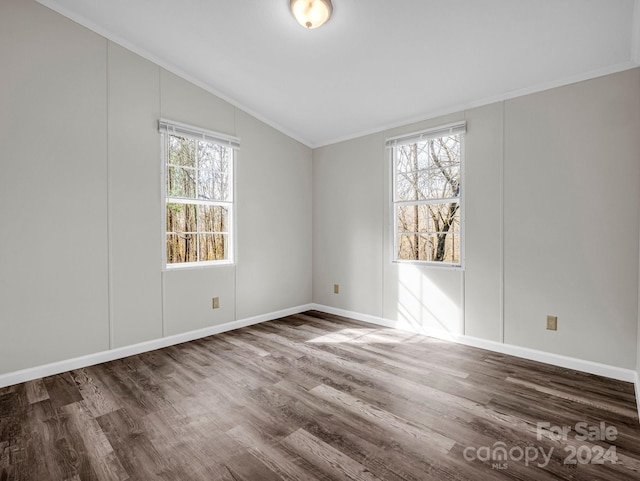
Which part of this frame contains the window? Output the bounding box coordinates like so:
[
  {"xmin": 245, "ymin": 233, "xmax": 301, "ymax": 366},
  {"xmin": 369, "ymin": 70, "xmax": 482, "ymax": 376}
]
[
  {"xmin": 388, "ymin": 122, "xmax": 465, "ymax": 266},
  {"xmin": 160, "ymin": 120, "xmax": 239, "ymax": 268}
]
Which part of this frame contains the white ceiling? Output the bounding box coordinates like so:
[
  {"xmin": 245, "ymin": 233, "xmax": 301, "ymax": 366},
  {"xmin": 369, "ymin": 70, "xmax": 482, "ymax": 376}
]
[{"xmin": 37, "ymin": 0, "xmax": 640, "ymax": 148}]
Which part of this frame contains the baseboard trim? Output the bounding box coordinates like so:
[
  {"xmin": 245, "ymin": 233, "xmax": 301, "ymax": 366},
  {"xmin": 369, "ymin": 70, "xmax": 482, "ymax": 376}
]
[
  {"xmin": 0, "ymin": 304, "xmax": 314, "ymax": 389},
  {"xmin": 311, "ymin": 304, "xmax": 638, "ymax": 384}
]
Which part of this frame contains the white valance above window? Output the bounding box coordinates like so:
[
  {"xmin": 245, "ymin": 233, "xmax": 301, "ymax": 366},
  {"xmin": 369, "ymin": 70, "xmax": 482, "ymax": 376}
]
[
  {"xmin": 385, "ymin": 121, "xmax": 466, "ymax": 148},
  {"xmin": 159, "ymin": 119, "xmax": 240, "ymax": 149}
]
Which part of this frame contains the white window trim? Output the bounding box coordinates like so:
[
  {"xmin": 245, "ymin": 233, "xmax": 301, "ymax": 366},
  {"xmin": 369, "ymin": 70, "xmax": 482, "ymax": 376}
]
[
  {"xmin": 160, "ymin": 119, "xmax": 239, "ymax": 270},
  {"xmin": 388, "ymin": 123, "xmax": 466, "ymax": 269}
]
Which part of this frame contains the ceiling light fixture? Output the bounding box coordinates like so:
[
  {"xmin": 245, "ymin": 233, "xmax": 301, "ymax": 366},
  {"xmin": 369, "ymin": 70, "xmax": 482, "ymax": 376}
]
[{"xmin": 290, "ymin": 0, "xmax": 333, "ymax": 29}]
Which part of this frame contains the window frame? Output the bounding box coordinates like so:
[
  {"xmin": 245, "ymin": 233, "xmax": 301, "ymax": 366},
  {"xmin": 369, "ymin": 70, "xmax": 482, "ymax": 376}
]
[
  {"xmin": 388, "ymin": 122, "xmax": 466, "ymax": 268},
  {"xmin": 160, "ymin": 119, "xmax": 238, "ymax": 270}
]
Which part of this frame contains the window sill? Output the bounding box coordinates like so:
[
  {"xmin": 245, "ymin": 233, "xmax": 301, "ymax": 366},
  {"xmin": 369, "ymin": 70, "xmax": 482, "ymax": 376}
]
[
  {"xmin": 392, "ymin": 259, "xmax": 464, "ymax": 271},
  {"xmin": 163, "ymin": 260, "xmax": 235, "ymax": 272}
]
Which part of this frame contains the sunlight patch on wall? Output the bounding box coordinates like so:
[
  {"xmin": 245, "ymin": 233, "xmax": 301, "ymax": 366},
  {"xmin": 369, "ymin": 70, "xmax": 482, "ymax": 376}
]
[{"xmin": 396, "ymin": 263, "xmax": 462, "ymax": 339}]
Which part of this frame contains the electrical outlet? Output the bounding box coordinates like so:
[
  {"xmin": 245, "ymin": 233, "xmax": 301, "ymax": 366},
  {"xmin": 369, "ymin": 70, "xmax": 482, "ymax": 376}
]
[
  {"xmin": 546, "ymin": 315, "xmax": 557, "ymax": 331},
  {"xmin": 212, "ymin": 297, "xmax": 220, "ymax": 309},
  {"xmin": 333, "ymin": 284, "xmax": 339, "ymax": 294}
]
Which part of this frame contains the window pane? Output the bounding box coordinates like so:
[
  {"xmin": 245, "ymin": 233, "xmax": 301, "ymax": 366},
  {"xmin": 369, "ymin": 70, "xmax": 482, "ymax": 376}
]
[
  {"xmin": 199, "ymin": 141, "xmax": 228, "ymax": 169},
  {"xmin": 198, "ymin": 141, "xmax": 215, "ymax": 200},
  {"xmin": 395, "ymin": 171, "xmax": 427, "ymax": 201},
  {"xmin": 397, "ymin": 202, "xmax": 460, "ymax": 263},
  {"xmin": 426, "ymin": 202, "xmax": 460, "ymax": 233},
  {"xmin": 167, "ymin": 166, "xmax": 196, "ymax": 199},
  {"xmin": 397, "ymin": 203, "xmax": 459, "ymax": 233},
  {"xmin": 426, "ymin": 166, "xmax": 459, "ymax": 199},
  {"xmin": 197, "ymin": 165, "xmax": 214, "ymax": 201},
  {"xmin": 168, "ymin": 135, "xmax": 196, "ymax": 167},
  {"xmin": 395, "ymin": 136, "xmax": 460, "ymax": 201},
  {"xmin": 166, "ymin": 233, "xmax": 197, "ymax": 263},
  {"xmin": 398, "ymin": 234, "xmax": 422, "ymax": 260},
  {"xmin": 441, "ymin": 230, "xmax": 460, "ymax": 264},
  {"xmin": 396, "ymin": 144, "xmax": 429, "ymax": 173},
  {"xmin": 199, "ymin": 234, "xmax": 227, "ymax": 261},
  {"xmin": 394, "ymin": 172, "xmax": 413, "ymax": 201},
  {"xmin": 196, "ymin": 171, "xmax": 230, "ymax": 201},
  {"xmin": 198, "ymin": 142, "xmax": 230, "ymax": 201},
  {"xmin": 215, "ymin": 173, "xmax": 230, "ymax": 201},
  {"xmin": 198, "ymin": 205, "xmax": 228, "ymax": 233},
  {"xmin": 397, "ymin": 204, "xmax": 429, "ymax": 233},
  {"xmin": 166, "ymin": 203, "xmax": 197, "ymax": 233},
  {"xmin": 396, "ymin": 168, "xmax": 459, "ymax": 201},
  {"xmin": 398, "ymin": 231, "xmax": 460, "ymax": 263},
  {"xmin": 426, "ymin": 136, "xmax": 460, "ymax": 199}
]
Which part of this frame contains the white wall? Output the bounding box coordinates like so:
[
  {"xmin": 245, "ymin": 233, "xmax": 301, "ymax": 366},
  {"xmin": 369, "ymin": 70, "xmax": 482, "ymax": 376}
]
[
  {"xmin": 312, "ymin": 134, "xmax": 385, "ymax": 316},
  {"xmin": 0, "ymin": 0, "xmax": 109, "ymax": 373},
  {"xmin": 462, "ymin": 103, "xmax": 504, "ymax": 342},
  {"xmin": 108, "ymin": 43, "xmax": 162, "ymax": 347},
  {"xmin": 313, "ymin": 68, "xmax": 640, "ymax": 369},
  {"xmin": 503, "ymin": 71, "xmax": 640, "ymax": 368},
  {"xmin": 0, "ymin": 0, "xmax": 312, "ymax": 375},
  {"xmin": 235, "ymin": 110, "xmax": 312, "ymax": 320}
]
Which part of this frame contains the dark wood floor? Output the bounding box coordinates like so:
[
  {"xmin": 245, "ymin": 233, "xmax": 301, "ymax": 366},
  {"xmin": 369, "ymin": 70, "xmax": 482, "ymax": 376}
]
[{"xmin": 1, "ymin": 311, "xmax": 640, "ymax": 480}]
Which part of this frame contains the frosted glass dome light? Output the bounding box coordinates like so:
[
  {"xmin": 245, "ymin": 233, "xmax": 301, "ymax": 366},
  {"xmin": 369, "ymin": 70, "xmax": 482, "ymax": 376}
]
[{"xmin": 290, "ymin": 0, "xmax": 333, "ymax": 29}]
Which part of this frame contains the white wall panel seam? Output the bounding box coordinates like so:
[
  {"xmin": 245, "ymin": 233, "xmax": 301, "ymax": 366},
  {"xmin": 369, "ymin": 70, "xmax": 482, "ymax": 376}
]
[
  {"xmin": 106, "ymin": 40, "xmax": 114, "ymax": 350},
  {"xmin": 500, "ymin": 101, "xmax": 506, "ymax": 344}
]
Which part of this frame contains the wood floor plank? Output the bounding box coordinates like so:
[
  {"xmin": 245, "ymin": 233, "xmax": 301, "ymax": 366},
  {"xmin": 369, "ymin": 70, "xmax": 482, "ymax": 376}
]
[
  {"xmin": 221, "ymin": 452, "xmax": 284, "ymax": 481},
  {"xmin": 70, "ymin": 369, "xmax": 120, "ymax": 418},
  {"xmin": 282, "ymin": 428, "xmax": 382, "ymax": 481},
  {"xmin": 226, "ymin": 424, "xmax": 332, "ymax": 481},
  {"xmin": 43, "ymin": 373, "xmax": 82, "ymax": 410},
  {"xmin": 96, "ymin": 408, "xmax": 172, "ymax": 480},
  {"xmin": 309, "ymin": 383, "xmax": 456, "ymax": 455},
  {"xmin": 59, "ymin": 401, "xmax": 128, "ymax": 481},
  {"xmin": 505, "ymin": 376, "xmax": 638, "ymax": 419},
  {"xmin": 24, "ymin": 379, "xmax": 49, "ymax": 405},
  {"xmin": 43, "ymin": 405, "xmax": 97, "ymax": 480},
  {"xmin": 19, "ymin": 400, "xmax": 61, "ymax": 481}
]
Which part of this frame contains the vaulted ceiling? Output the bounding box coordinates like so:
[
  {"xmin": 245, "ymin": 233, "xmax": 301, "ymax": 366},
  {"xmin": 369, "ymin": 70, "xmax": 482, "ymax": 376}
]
[{"xmin": 37, "ymin": 0, "xmax": 640, "ymax": 147}]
